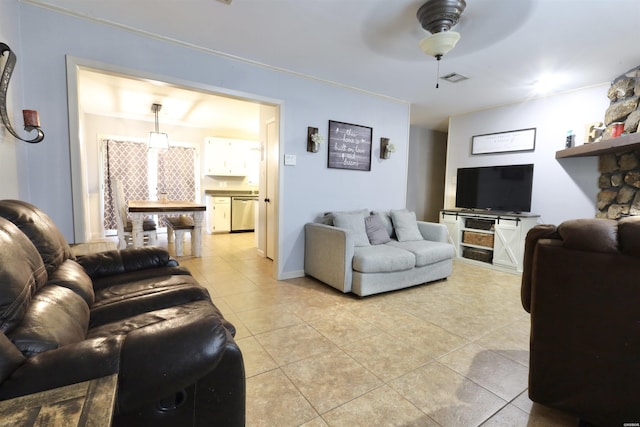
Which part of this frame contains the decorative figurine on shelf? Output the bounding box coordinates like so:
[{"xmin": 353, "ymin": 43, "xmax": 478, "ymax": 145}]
[
  {"xmin": 584, "ymin": 121, "xmax": 604, "ymax": 144},
  {"xmin": 565, "ymin": 130, "xmax": 575, "ymax": 148}
]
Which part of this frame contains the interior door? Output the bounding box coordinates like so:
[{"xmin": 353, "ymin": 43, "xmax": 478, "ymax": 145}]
[{"xmin": 266, "ymin": 120, "xmax": 277, "ymax": 260}]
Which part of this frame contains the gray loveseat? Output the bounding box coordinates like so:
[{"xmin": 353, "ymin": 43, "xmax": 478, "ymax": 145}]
[{"xmin": 304, "ymin": 209, "xmax": 454, "ymax": 296}]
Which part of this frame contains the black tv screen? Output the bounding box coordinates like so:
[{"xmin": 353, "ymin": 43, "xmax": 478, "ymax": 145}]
[{"xmin": 455, "ymin": 164, "xmax": 534, "ymax": 213}]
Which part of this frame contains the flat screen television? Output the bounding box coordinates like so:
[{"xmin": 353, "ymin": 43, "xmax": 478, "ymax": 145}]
[{"xmin": 455, "ymin": 164, "xmax": 534, "ymax": 213}]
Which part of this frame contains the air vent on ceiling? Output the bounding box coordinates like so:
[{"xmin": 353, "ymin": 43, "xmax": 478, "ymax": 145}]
[{"xmin": 441, "ymin": 72, "xmax": 468, "ymax": 83}]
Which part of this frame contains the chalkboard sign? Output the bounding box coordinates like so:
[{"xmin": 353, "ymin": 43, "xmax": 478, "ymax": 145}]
[{"xmin": 327, "ymin": 120, "xmax": 372, "ymax": 171}]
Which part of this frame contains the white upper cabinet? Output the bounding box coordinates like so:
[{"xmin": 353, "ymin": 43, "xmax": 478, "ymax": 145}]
[{"xmin": 204, "ymin": 137, "xmax": 256, "ymax": 176}]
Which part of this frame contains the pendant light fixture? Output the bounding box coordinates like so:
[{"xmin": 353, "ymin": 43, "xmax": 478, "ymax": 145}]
[
  {"xmin": 148, "ymin": 103, "xmax": 169, "ymax": 150},
  {"xmin": 417, "ymin": 0, "xmax": 466, "ymax": 88}
]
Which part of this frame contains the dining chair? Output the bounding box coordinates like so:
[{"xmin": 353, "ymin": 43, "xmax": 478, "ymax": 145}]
[
  {"xmin": 165, "ymin": 215, "xmax": 194, "ymax": 256},
  {"xmin": 111, "ymin": 179, "xmax": 158, "ymax": 249}
]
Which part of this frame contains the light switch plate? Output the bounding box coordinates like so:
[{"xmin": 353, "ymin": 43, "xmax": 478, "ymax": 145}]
[{"xmin": 284, "ymin": 154, "xmax": 296, "ymax": 166}]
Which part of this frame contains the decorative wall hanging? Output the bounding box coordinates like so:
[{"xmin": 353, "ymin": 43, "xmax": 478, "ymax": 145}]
[
  {"xmin": 327, "ymin": 120, "xmax": 372, "ymax": 171},
  {"xmin": 380, "ymin": 137, "xmax": 395, "ymax": 159},
  {"xmin": 0, "ymin": 43, "xmax": 44, "ymax": 143},
  {"xmin": 471, "ymin": 128, "xmax": 536, "ymax": 155},
  {"xmin": 307, "ymin": 127, "xmax": 322, "ymax": 153}
]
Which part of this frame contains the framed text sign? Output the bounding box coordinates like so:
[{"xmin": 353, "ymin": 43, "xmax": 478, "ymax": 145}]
[
  {"xmin": 327, "ymin": 120, "xmax": 372, "ymax": 171},
  {"xmin": 471, "ymin": 128, "xmax": 536, "ymax": 155}
]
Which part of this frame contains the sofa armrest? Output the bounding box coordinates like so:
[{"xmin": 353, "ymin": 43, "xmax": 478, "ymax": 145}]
[
  {"xmin": 304, "ymin": 223, "xmax": 354, "ymax": 293},
  {"xmin": 417, "ymin": 221, "xmax": 448, "ymax": 243},
  {"xmin": 115, "ymin": 306, "xmax": 230, "ymax": 413},
  {"xmin": 520, "ymin": 224, "xmax": 559, "ymax": 312},
  {"xmin": 76, "ymin": 247, "xmax": 179, "ymax": 280}
]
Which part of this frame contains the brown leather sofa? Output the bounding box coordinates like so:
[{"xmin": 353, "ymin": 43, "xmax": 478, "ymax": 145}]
[
  {"xmin": 521, "ymin": 216, "xmax": 640, "ymax": 427},
  {"xmin": 0, "ymin": 200, "xmax": 245, "ymax": 426}
]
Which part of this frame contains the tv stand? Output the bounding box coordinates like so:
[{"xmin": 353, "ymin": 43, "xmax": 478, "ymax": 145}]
[{"xmin": 440, "ymin": 209, "xmax": 540, "ymax": 272}]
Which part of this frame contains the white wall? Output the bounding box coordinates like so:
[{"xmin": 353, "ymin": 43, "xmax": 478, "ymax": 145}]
[
  {"xmin": 407, "ymin": 126, "xmax": 447, "ymax": 222},
  {"xmin": 11, "ymin": 2, "xmax": 410, "ymax": 279},
  {"xmin": 445, "ymin": 84, "xmax": 609, "ymax": 225}
]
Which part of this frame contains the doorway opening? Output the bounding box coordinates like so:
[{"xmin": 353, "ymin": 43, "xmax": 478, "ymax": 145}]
[{"xmin": 66, "ymin": 57, "xmax": 281, "ymax": 272}]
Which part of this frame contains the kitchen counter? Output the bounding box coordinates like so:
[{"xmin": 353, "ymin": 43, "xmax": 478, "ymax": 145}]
[{"xmin": 205, "ymin": 189, "xmax": 259, "ymax": 197}]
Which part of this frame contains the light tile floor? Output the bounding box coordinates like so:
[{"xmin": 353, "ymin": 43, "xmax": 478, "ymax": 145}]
[{"xmin": 161, "ymin": 231, "xmax": 578, "ymax": 426}]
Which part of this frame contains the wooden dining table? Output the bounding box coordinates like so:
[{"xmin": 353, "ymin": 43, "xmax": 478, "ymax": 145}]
[{"xmin": 128, "ymin": 200, "xmax": 206, "ymax": 257}]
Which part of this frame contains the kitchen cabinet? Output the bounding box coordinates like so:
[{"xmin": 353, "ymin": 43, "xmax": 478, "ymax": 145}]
[
  {"xmin": 204, "ymin": 137, "xmax": 252, "ymax": 176},
  {"xmin": 206, "ymin": 196, "xmax": 231, "ymax": 233}
]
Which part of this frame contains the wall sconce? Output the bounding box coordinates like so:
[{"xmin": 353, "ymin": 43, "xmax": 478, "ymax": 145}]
[
  {"xmin": 307, "ymin": 126, "xmax": 323, "ymax": 153},
  {"xmin": 0, "ymin": 43, "xmax": 44, "ymax": 143},
  {"xmin": 380, "ymin": 137, "xmax": 395, "ymax": 159}
]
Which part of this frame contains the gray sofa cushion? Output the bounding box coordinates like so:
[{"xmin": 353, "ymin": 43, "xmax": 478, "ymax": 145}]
[
  {"xmin": 371, "ymin": 210, "xmax": 396, "ymax": 238},
  {"xmin": 390, "ymin": 210, "xmax": 423, "ymax": 242},
  {"xmin": 353, "ymin": 245, "xmax": 415, "ymax": 273},
  {"xmin": 333, "ymin": 211, "xmax": 370, "ymax": 247},
  {"xmin": 365, "ymin": 214, "xmax": 391, "ymax": 245},
  {"xmin": 387, "ymin": 240, "xmax": 455, "ymax": 267}
]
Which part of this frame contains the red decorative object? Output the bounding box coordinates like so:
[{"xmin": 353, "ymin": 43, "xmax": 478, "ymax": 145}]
[
  {"xmin": 611, "ymin": 122, "xmax": 624, "ymax": 138},
  {"xmin": 22, "ymin": 109, "xmax": 39, "ymax": 127}
]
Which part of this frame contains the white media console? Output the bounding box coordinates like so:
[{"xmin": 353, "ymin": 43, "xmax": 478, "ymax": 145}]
[{"xmin": 440, "ymin": 209, "xmax": 540, "ymax": 273}]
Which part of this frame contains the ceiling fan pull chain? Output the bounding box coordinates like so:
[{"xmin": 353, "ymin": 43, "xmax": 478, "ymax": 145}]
[{"xmin": 435, "ymin": 56, "xmax": 440, "ymax": 89}]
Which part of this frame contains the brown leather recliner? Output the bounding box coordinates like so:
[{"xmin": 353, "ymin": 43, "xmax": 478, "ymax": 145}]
[
  {"xmin": 0, "ymin": 200, "xmax": 245, "ymax": 426},
  {"xmin": 521, "ymin": 216, "xmax": 640, "ymax": 427}
]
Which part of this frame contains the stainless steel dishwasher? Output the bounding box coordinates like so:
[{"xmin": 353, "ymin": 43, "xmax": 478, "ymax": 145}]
[{"xmin": 231, "ymin": 196, "xmax": 257, "ymax": 231}]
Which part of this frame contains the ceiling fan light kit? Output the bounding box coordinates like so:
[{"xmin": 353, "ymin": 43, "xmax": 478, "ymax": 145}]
[{"xmin": 419, "ymin": 31, "xmax": 461, "ymax": 59}]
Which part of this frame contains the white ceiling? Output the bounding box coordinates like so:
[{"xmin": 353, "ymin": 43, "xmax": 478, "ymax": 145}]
[
  {"xmin": 31, "ymin": 0, "xmax": 640, "ymax": 132},
  {"xmin": 77, "ymin": 69, "xmax": 262, "ymax": 134}
]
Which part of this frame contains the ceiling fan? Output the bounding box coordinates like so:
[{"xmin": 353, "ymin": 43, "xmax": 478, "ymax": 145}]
[
  {"xmin": 416, "ymin": 0, "xmax": 466, "ymax": 87},
  {"xmin": 361, "ymin": 1, "xmax": 532, "ymax": 64}
]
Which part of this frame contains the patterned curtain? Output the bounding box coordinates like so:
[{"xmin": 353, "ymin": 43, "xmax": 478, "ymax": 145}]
[
  {"xmin": 158, "ymin": 146, "xmax": 197, "ymax": 200},
  {"xmin": 103, "ymin": 139, "xmax": 149, "ymax": 230},
  {"xmin": 103, "ymin": 140, "xmax": 197, "ymax": 231}
]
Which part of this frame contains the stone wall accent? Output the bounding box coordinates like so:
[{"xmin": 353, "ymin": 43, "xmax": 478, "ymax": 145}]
[
  {"xmin": 597, "ymin": 151, "xmax": 640, "ymax": 218},
  {"xmin": 596, "ymin": 65, "xmax": 640, "ymax": 218}
]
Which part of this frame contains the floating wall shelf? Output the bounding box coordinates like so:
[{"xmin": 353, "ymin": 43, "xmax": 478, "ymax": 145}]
[{"xmin": 556, "ymin": 132, "xmax": 640, "ymax": 159}]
